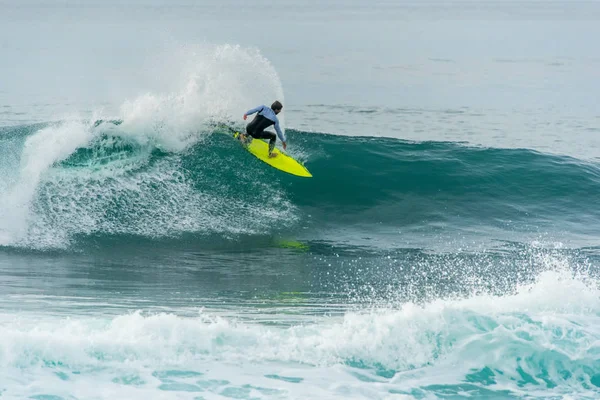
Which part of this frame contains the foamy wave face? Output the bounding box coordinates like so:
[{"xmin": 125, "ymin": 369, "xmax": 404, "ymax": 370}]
[
  {"xmin": 27, "ymin": 149, "xmax": 296, "ymax": 248},
  {"xmin": 1, "ymin": 269, "xmax": 599, "ymax": 398}
]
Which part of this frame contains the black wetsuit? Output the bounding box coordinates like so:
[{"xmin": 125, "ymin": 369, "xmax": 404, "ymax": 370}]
[{"xmin": 246, "ymin": 114, "xmax": 277, "ymax": 153}]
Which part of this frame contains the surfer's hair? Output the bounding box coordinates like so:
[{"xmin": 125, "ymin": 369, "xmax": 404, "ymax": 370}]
[{"xmin": 271, "ymin": 101, "xmax": 283, "ymax": 111}]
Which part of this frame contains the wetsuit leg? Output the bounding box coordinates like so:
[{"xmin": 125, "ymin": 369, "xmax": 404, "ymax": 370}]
[
  {"xmin": 254, "ymin": 130, "xmax": 276, "ymax": 153},
  {"xmin": 246, "ymin": 114, "xmax": 276, "ymax": 153}
]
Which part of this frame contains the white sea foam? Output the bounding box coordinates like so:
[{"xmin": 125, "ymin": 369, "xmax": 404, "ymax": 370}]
[{"xmin": 1, "ymin": 267, "xmax": 598, "ymax": 399}]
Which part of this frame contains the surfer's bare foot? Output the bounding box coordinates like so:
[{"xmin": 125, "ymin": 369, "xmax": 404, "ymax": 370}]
[{"xmin": 268, "ymin": 152, "xmax": 278, "ymax": 158}]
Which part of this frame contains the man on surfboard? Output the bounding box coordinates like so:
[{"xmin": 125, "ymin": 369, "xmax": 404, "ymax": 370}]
[{"xmin": 240, "ymin": 101, "xmax": 286, "ymax": 158}]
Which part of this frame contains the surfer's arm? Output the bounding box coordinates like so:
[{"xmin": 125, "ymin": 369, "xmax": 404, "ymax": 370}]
[
  {"xmin": 274, "ymin": 119, "xmax": 286, "ymax": 143},
  {"xmin": 244, "ymin": 105, "xmax": 264, "ymax": 118}
]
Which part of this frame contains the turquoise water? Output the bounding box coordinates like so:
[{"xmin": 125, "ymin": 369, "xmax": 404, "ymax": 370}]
[{"xmin": 2, "ymin": 1, "xmax": 600, "ymax": 399}]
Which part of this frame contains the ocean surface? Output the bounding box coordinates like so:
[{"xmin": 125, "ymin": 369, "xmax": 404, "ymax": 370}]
[{"xmin": 2, "ymin": 1, "xmax": 600, "ymax": 399}]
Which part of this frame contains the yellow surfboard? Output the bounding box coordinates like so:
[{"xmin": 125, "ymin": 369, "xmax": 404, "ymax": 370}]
[{"xmin": 232, "ymin": 131, "xmax": 312, "ymax": 178}]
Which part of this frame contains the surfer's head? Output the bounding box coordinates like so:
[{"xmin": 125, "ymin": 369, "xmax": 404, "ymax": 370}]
[{"xmin": 271, "ymin": 101, "xmax": 283, "ymax": 114}]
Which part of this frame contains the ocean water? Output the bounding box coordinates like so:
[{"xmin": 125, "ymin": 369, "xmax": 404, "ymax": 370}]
[{"xmin": 2, "ymin": 1, "xmax": 600, "ymax": 399}]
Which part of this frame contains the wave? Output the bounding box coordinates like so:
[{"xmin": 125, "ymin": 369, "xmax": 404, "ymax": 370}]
[
  {"xmin": 0, "ymin": 43, "xmax": 599, "ymax": 250},
  {"xmin": 1, "ymin": 118, "xmax": 600, "ymax": 250}
]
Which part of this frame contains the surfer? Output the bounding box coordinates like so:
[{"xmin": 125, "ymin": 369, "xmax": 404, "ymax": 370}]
[{"xmin": 240, "ymin": 101, "xmax": 286, "ymax": 158}]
